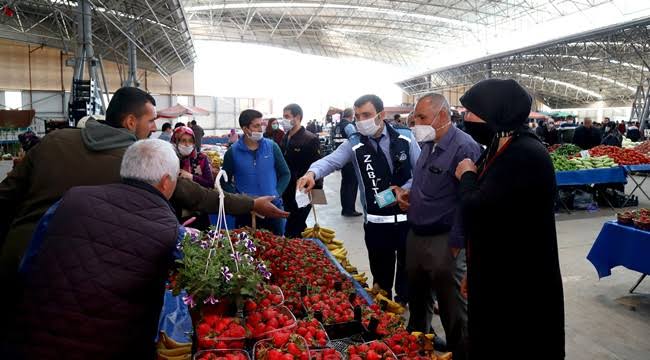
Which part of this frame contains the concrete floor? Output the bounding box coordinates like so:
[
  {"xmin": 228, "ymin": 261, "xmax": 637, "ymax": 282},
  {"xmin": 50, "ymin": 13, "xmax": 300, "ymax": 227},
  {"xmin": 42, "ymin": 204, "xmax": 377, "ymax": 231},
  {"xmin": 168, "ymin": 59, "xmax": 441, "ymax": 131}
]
[{"xmin": 309, "ymin": 171, "xmax": 650, "ymax": 360}]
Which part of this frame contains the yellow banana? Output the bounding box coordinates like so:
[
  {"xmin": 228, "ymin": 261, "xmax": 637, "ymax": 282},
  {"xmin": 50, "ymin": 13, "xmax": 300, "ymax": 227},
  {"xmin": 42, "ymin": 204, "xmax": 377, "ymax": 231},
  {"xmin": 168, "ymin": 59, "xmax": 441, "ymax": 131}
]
[
  {"xmin": 319, "ymin": 226, "xmax": 335, "ymax": 235},
  {"xmin": 320, "ymin": 231, "xmax": 335, "ymax": 239},
  {"xmin": 326, "ymin": 243, "xmax": 342, "ymax": 251},
  {"xmin": 331, "ymin": 239, "xmax": 343, "ymax": 245}
]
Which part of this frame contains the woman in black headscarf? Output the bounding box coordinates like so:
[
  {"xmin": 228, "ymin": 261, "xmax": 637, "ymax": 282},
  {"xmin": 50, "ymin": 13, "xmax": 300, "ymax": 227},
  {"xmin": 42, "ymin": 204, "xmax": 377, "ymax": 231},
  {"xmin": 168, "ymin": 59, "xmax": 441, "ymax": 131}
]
[{"xmin": 454, "ymin": 79, "xmax": 565, "ymax": 359}]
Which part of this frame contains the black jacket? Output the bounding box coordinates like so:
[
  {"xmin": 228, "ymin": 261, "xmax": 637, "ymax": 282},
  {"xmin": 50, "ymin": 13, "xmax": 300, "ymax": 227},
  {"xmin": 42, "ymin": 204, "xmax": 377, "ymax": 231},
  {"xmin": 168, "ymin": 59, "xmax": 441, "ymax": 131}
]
[{"xmin": 10, "ymin": 181, "xmax": 179, "ymax": 359}]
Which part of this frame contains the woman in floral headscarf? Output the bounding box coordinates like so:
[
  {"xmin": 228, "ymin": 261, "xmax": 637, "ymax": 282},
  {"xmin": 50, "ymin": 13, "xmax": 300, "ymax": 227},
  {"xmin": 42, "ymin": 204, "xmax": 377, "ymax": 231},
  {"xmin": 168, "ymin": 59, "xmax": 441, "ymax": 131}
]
[{"xmin": 172, "ymin": 126, "xmax": 214, "ymax": 189}]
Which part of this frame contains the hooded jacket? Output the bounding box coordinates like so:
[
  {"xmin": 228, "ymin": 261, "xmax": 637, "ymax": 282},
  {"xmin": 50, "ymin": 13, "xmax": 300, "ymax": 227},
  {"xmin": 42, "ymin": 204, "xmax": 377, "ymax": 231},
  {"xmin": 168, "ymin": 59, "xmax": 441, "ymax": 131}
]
[{"xmin": 0, "ymin": 119, "xmax": 254, "ymax": 283}]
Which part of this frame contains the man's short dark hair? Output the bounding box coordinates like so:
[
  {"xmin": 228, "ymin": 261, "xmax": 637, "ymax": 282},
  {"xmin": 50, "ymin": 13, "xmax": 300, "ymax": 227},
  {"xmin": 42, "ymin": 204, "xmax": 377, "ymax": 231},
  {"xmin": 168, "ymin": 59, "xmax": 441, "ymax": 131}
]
[
  {"xmin": 174, "ymin": 122, "xmax": 185, "ymax": 128},
  {"xmin": 283, "ymin": 104, "xmax": 303, "ymax": 120},
  {"xmin": 342, "ymin": 108, "xmax": 354, "ymax": 119},
  {"xmin": 239, "ymin": 109, "xmax": 263, "ymax": 128},
  {"xmin": 162, "ymin": 123, "xmax": 172, "ymax": 131},
  {"xmin": 190, "ymin": 120, "xmax": 197, "ymax": 125},
  {"xmin": 105, "ymin": 87, "xmax": 156, "ymax": 127},
  {"xmin": 354, "ymin": 94, "xmax": 384, "ymax": 113},
  {"xmin": 393, "ymin": 114, "xmax": 400, "ymax": 120}
]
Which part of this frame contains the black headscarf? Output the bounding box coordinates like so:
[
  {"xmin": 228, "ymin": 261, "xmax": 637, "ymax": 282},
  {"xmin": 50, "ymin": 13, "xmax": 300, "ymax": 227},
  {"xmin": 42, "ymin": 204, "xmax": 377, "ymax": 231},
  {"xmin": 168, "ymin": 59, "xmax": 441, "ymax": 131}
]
[
  {"xmin": 460, "ymin": 79, "xmax": 532, "ymax": 133},
  {"xmin": 460, "ymin": 79, "xmax": 534, "ymax": 172}
]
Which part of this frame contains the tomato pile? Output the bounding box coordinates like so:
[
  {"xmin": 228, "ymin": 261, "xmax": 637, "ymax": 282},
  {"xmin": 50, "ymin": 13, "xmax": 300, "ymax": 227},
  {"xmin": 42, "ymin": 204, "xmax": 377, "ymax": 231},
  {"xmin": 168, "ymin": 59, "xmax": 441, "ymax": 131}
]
[
  {"xmin": 588, "ymin": 145, "xmax": 650, "ymax": 165},
  {"xmin": 634, "ymin": 140, "xmax": 650, "ymax": 155}
]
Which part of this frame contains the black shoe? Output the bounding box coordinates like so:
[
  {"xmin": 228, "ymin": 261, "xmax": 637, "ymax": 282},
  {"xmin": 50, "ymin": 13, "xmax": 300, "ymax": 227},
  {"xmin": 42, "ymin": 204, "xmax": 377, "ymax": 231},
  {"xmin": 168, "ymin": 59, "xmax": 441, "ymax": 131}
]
[{"xmin": 342, "ymin": 211, "xmax": 363, "ymax": 217}]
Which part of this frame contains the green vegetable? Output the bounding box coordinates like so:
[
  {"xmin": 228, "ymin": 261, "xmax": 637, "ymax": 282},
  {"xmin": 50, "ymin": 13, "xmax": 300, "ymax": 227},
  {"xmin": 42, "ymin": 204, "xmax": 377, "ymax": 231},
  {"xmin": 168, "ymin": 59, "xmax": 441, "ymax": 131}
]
[{"xmin": 553, "ymin": 144, "xmax": 582, "ymax": 157}]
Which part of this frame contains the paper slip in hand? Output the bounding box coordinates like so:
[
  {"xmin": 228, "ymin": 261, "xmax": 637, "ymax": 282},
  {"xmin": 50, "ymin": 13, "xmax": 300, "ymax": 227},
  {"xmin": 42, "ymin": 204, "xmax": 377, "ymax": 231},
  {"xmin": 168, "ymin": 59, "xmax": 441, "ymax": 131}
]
[{"xmin": 295, "ymin": 190, "xmax": 311, "ymax": 208}]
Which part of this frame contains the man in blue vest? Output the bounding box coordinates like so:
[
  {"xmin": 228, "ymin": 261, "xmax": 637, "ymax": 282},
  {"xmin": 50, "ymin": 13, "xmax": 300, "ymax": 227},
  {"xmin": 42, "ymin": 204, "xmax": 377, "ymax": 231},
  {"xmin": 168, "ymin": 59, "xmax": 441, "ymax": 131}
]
[
  {"xmin": 297, "ymin": 94, "xmax": 420, "ymax": 303},
  {"xmin": 221, "ymin": 109, "xmax": 291, "ymax": 235}
]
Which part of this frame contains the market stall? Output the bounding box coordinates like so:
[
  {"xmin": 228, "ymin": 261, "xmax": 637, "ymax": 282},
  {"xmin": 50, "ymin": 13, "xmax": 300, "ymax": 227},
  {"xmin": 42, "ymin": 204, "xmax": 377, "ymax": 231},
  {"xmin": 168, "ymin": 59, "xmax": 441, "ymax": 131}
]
[
  {"xmin": 156, "ymin": 172, "xmax": 445, "ymax": 360},
  {"xmin": 550, "ymin": 144, "xmax": 650, "ymax": 212},
  {"xmin": 587, "ymin": 215, "xmax": 650, "ymax": 294}
]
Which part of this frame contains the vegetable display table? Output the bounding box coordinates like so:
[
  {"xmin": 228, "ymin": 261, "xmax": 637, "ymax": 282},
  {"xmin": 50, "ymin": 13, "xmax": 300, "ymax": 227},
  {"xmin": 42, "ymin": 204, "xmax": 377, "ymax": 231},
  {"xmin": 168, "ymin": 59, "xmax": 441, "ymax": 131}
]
[
  {"xmin": 555, "ymin": 167, "xmax": 627, "ymax": 212},
  {"xmin": 587, "ymin": 220, "xmax": 649, "ymax": 293},
  {"xmin": 622, "ymin": 164, "xmax": 650, "ymax": 207}
]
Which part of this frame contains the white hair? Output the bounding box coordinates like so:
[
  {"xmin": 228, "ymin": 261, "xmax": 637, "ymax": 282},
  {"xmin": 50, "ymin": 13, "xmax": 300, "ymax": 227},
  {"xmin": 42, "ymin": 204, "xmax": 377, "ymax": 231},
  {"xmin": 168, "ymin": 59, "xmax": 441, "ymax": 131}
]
[{"xmin": 120, "ymin": 139, "xmax": 180, "ymax": 185}]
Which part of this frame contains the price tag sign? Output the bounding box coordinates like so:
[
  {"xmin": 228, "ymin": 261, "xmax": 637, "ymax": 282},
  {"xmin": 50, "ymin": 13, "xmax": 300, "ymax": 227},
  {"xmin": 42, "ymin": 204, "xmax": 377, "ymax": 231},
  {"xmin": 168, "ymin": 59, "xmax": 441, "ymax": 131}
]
[{"xmin": 580, "ymin": 150, "xmax": 590, "ymax": 159}]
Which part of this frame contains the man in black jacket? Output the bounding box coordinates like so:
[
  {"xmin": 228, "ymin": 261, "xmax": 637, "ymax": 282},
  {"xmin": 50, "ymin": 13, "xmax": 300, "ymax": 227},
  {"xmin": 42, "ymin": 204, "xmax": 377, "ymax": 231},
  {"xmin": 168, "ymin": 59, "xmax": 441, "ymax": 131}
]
[
  {"xmin": 335, "ymin": 108, "xmax": 361, "ymax": 216},
  {"xmin": 281, "ymin": 104, "xmax": 322, "ymax": 237},
  {"xmin": 572, "ymin": 118, "xmax": 601, "ymax": 149},
  {"xmin": 8, "ymin": 139, "xmax": 184, "ymax": 359}
]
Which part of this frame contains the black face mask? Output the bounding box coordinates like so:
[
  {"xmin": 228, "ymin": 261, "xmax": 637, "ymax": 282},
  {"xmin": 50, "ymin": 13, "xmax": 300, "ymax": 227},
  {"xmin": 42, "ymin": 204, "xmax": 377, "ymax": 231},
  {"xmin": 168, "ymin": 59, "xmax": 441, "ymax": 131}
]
[{"xmin": 464, "ymin": 121, "xmax": 495, "ymax": 146}]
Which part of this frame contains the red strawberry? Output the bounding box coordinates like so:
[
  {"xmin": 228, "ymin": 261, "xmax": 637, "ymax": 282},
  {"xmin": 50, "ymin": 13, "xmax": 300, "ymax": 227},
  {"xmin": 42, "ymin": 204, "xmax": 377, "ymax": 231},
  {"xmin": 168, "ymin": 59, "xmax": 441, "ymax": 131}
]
[
  {"xmin": 366, "ymin": 350, "xmax": 380, "ymax": 360},
  {"xmin": 272, "ymin": 332, "xmax": 290, "ymax": 347}
]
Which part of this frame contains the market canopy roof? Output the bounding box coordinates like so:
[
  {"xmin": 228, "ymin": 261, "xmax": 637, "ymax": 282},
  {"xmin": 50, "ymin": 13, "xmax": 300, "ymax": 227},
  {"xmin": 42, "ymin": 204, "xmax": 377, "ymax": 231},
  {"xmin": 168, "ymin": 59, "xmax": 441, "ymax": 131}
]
[
  {"xmin": 182, "ymin": 0, "xmax": 611, "ymax": 66},
  {"xmin": 397, "ymin": 17, "xmax": 650, "ymax": 109},
  {"xmin": 1, "ymin": 1, "xmax": 196, "ymax": 78},
  {"xmin": 157, "ymin": 103, "xmax": 210, "ymax": 118}
]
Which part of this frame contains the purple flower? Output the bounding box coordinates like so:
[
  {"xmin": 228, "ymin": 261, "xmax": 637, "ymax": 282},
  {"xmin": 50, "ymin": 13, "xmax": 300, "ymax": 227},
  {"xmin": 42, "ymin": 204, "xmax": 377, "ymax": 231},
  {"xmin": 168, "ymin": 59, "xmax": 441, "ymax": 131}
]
[
  {"xmin": 244, "ymin": 239, "xmax": 256, "ymax": 252},
  {"xmin": 182, "ymin": 294, "xmax": 196, "ymax": 308},
  {"xmin": 230, "ymin": 251, "xmax": 242, "ymax": 263},
  {"xmin": 261, "ymin": 270, "xmax": 272, "ymax": 280},
  {"xmin": 238, "ymin": 233, "xmax": 249, "ymax": 242},
  {"xmin": 221, "ymin": 266, "xmax": 233, "ymax": 282},
  {"xmin": 243, "ymin": 254, "xmax": 254, "ymax": 263},
  {"xmin": 200, "ymin": 240, "xmax": 210, "ymax": 250},
  {"xmin": 203, "ymin": 294, "xmax": 219, "ymax": 305},
  {"xmin": 207, "ymin": 229, "xmax": 218, "ymax": 238},
  {"xmin": 256, "ymin": 262, "xmax": 271, "ymax": 279}
]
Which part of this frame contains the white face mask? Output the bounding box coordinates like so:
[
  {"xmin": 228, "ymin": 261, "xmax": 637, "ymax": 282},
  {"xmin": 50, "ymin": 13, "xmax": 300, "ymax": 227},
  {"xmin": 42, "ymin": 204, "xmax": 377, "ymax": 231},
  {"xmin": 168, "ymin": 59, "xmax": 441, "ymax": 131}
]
[
  {"xmin": 356, "ymin": 114, "xmax": 381, "ymax": 136},
  {"xmin": 412, "ymin": 125, "xmax": 436, "ymax": 143},
  {"xmin": 178, "ymin": 144, "xmax": 194, "ymax": 156},
  {"xmin": 281, "ymin": 119, "xmax": 293, "ymax": 131},
  {"xmin": 249, "ymin": 131, "xmax": 263, "ymax": 142}
]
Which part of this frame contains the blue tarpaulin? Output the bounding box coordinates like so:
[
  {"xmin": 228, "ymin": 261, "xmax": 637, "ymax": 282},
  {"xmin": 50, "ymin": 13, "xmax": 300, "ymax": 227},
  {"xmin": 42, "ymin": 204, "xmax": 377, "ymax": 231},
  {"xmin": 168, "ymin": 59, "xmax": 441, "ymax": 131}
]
[
  {"xmin": 623, "ymin": 164, "xmax": 650, "ymax": 173},
  {"xmin": 587, "ymin": 221, "xmax": 650, "ymax": 278},
  {"xmin": 555, "ymin": 167, "xmax": 627, "ymax": 186}
]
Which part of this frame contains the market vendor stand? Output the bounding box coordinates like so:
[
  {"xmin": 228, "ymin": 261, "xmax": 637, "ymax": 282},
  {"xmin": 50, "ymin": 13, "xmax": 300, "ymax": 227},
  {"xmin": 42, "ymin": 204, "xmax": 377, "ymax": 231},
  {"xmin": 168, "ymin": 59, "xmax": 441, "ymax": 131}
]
[
  {"xmin": 555, "ymin": 167, "xmax": 627, "ymax": 213},
  {"xmin": 622, "ymin": 164, "xmax": 650, "ymax": 207},
  {"xmin": 587, "ymin": 220, "xmax": 650, "ymax": 293}
]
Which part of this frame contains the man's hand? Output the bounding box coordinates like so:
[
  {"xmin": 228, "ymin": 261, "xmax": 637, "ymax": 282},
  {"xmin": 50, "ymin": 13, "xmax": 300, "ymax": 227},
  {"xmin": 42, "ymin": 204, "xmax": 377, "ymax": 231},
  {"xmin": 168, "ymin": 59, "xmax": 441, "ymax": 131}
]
[
  {"xmin": 296, "ymin": 171, "xmax": 316, "ymax": 192},
  {"xmin": 461, "ymin": 274, "xmax": 468, "ymax": 299},
  {"xmin": 253, "ymin": 196, "xmax": 290, "ymax": 218},
  {"xmin": 179, "ymin": 169, "xmax": 193, "ymax": 180},
  {"xmin": 455, "ymin": 158, "xmax": 477, "ymax": 180},
  {"xmin": 391, "ymin": 186, "xmax": 410, "ymax": 211}
]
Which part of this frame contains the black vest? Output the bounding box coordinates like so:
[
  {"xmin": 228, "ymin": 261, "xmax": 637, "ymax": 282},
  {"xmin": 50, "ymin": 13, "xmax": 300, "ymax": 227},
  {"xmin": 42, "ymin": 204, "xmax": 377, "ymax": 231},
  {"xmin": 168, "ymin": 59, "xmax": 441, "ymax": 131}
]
[{"xmin": 351, "ymin": 124, "xmax": 412, "ymax": 216}]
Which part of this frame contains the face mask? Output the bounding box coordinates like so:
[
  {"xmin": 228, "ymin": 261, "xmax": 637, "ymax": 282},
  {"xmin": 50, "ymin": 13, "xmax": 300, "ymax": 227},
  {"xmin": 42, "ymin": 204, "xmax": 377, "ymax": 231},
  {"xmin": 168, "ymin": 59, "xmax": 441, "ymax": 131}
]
[
  {"xmin": 412, "ymin": 125, "xmax": 436, "ymax": 143},
  {"xmin": 464, "ymin": 121, "xmax": 495, "ymax": 146},
  {"xmin": 178, "ymin": 144, "xmax": 194, "ymax": 156},
  {"xmin": 356, "ymin": 114, "xmax": 381, "ymax": 136},
  {"xmin": 271, "ymin": 123, "xmax": 279, "ymax": 130},
  {"xmin": 249, "ymin": 131, "xmax": 263, "ymax": 142},
  {"xmin": 281, "ymin": 119, "xmax": 293, "ymax": 131}
]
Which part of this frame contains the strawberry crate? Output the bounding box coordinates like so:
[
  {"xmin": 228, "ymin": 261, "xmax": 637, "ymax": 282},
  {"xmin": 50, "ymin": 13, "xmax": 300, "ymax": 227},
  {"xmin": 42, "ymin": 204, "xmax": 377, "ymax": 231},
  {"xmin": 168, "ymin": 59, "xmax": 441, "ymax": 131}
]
[
  {"xmin": 245, "ymin": 305, "xmax": 297, "ymax": 340},
  {"xmin": 347, "ymin": 341, "xmax": 398, "ymax": 360},
  {"xmin": 196, "ymin": 316, "xmax": 248, "ymax": 350},
  {"xmin": 295, "ymin": 318, "xmax": 330, "ymax": 348},
  {"xmin": 194, "ymin": 349, "xmax": 251, "ymax": 360},
  {"xmin": 245, "ymin": 285, "xmax": 285, "ymax": 313},
  {"xmin": 309, "ymin": 349, "xmax": 344, "ymax": 360},
  {"xmin": 253, "ymin": 333, "xmax": 310, "ymax": 360}
]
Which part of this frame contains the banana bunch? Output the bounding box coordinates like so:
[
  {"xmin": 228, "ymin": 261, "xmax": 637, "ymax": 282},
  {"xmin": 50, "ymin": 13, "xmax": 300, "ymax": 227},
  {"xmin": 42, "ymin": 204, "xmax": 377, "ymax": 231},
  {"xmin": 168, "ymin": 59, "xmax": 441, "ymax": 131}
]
[
  {"xmin": 352, "ymin": 272, "xmax": 368, "ymax": 284},
  {"xmin": 364, "ymin": 283, "xmax": 389, "ymax": 298},
  {"xmin": 340, "ymin": 258, "xmax": 359, "ymax": 274},
  {"xmin": 330, "ymin": 247, "xmax": 348, "ymax": 261},
  {"xmin": 156, "ymin": 332, "xmax": 191, "ymax": 360},
  {"xmin": 301, "ymin": 224, "xmax": 336, "ymax": 244},
  {"xmin": 375, "ymin": 293, "xmax": 407, "ymax": 315}
]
